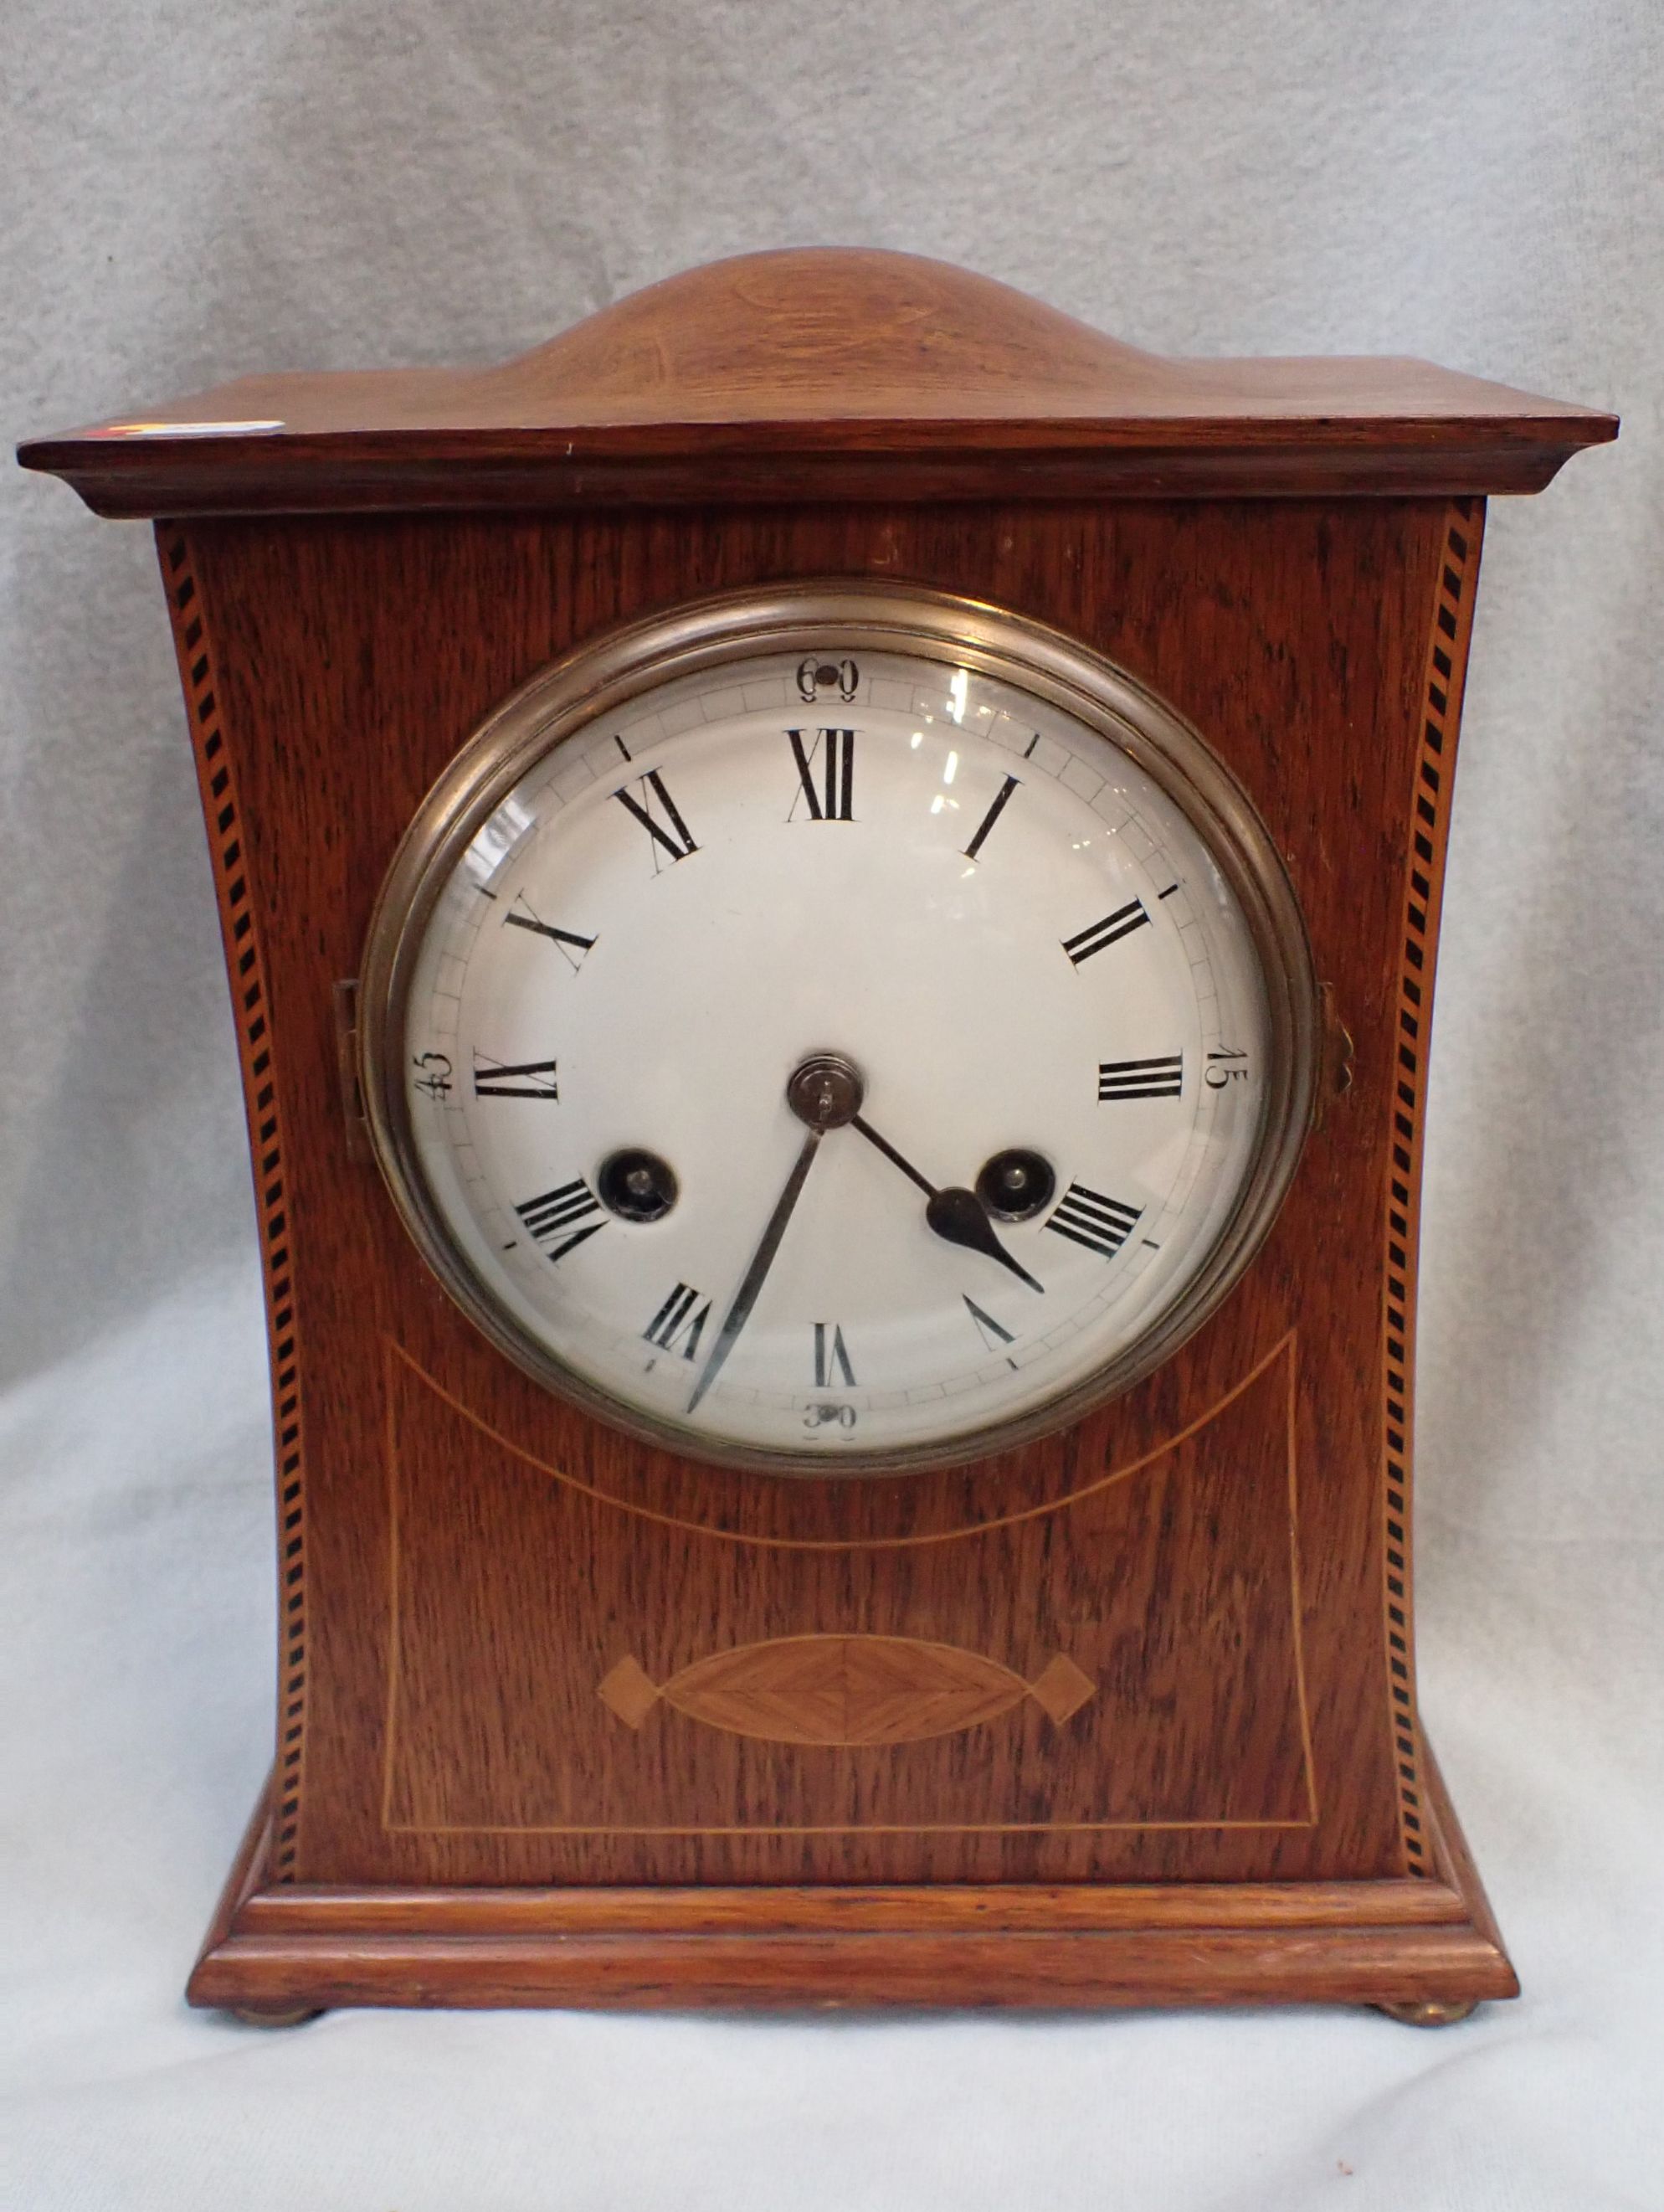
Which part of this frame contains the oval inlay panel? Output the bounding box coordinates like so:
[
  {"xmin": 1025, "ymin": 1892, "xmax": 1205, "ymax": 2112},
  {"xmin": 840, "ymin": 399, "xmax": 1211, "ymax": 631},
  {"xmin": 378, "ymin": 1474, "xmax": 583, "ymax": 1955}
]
[{"xmin": 597, "ymin": 1634, "xmax": 1096, "ymax": 1746}]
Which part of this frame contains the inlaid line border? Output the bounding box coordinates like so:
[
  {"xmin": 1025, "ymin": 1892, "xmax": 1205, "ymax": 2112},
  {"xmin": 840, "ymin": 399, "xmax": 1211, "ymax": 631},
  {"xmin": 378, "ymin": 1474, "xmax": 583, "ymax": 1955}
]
[
  {"xmin": 1384, "ymin": 497, "xmax": 1484, "ymax": 1876},
  {"xmin": 158, "ymin": 528, "xmax": 308, "ymax": 1884},
  {"xmin": 380, "ymin": 1330, "xmax": 1298, "ymax": 1552},
  {"xmin": 381, "ymin": 1334, "xmax": 1314, "ymax": 1839}
]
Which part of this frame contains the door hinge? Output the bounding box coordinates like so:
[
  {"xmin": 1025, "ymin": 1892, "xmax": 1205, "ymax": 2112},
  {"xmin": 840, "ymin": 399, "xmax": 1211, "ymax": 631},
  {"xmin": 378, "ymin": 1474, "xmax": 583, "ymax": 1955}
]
[
  {"xmin": 1314, "ymin": 981, "xmax": 1355, "ymax": 1129},
  {"xmin": 332, "ymin": 978, "xmax": 372, "ymax": 1161}
]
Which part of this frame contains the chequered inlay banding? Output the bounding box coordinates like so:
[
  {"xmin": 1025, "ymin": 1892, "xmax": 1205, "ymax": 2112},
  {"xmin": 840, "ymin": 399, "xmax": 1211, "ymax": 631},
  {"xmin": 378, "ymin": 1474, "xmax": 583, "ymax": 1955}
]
[
  {"xmin": 1384, "ymin": 498, "xmax": 1482, "ymax": 1876},
  {"xmin": 161, "ymin": 532, "xmax": 307, "ymax": 1882}
]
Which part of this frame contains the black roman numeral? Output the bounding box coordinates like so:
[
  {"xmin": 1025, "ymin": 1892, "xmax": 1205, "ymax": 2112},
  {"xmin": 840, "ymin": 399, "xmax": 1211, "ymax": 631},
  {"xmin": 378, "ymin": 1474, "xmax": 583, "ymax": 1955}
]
[
  {"xmin": 963, "ymin": 1295, "xmax": 1018, "ymax": 1365},
  {"xmin": 643, "ymin": 1282, "xmax": 711, "ymax": 1361},
  {"xmin": 1062, "ymin": 900, "xmax": 1150, "ymax": 965},
  {"xmin": 1097, "ymin": 1053, "xmax": 1183, "ymax": 1101},
  {"xmin": 503, "ymin": 898, "xmax": 597, "ymax": 970},
  {"xmin": 813, "ymin": 1322, "xmax": 856, "ymax": 1388},
  {"xmin": 472, "ymin": 1052, "xmax": 560, "ymax": 1100},
  {"xmin": 786, "ymin": 728, "xmax": 855, "ymax": 821},
  {"xmin": 614, "ymin": 770, "xmax": 699, "ymax": 869},
  {"xmin": 962, "ymin": 773, "xmax": 1020, "ymax": 862},
  {"xmin": 514, "ymin": 1178, "xmax": 605, "ymax": 1263},
  {"xmin": 1045, "ymin": 1184, "xmax": 1143, "ymax": 1259}
]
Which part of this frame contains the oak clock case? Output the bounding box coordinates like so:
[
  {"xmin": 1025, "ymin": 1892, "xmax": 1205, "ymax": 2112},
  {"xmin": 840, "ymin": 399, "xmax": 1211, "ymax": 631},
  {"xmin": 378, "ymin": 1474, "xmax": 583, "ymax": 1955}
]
[
  {"xmin": 17, "ymin": 248, "xmax": 1615, "ymax": 2021},
  {"xmin": 358, "ymin": 584, "xmax": 1318, "ymax": 1475}
]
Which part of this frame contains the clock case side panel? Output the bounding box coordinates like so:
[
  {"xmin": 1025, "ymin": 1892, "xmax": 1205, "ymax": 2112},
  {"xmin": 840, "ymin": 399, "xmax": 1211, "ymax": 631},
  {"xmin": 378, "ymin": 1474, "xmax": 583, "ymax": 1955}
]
[{"xmin": 157, "ymin": 524, "xmax": 311, "ymax": 1884}]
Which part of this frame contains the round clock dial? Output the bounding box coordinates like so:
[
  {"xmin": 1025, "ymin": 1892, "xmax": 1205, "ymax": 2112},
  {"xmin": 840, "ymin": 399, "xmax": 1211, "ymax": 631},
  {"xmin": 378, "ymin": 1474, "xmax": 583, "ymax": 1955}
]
[{"xmin": 360, "ymin": 586, "xmax": 1316, "ymax": 1473}]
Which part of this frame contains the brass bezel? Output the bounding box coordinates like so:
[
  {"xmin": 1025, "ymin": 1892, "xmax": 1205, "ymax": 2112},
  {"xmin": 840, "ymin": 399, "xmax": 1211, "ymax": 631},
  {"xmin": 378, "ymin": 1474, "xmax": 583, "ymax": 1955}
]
[{"xmin": 358, "ymin": 581, "xmax": 1319, "ymax": 1477}]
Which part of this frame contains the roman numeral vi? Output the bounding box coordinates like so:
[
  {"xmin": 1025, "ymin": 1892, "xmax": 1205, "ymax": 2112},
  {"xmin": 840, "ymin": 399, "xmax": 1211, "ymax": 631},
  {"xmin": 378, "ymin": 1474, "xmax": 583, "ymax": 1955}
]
[{"xmin": 813, "ymin": 1323, "xmax": 856, "ymax": 1388}]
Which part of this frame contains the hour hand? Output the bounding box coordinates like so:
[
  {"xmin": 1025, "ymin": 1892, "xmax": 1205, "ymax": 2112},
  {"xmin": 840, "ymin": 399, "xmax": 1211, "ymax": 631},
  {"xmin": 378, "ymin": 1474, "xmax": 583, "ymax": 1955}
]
[
  {"xmin": 850, "ymin": 1114, "xmax": 1043, "ymax": 1294},
  {"xmin": 924, "ymin": 1184, "xmax": 1045, "ymax": 1294}
]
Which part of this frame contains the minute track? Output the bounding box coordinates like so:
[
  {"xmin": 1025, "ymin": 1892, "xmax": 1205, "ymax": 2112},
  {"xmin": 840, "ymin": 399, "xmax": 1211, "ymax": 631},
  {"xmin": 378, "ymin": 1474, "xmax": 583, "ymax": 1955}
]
[{"xmin": 385, "ymin": 615, "xmax": 1286, "ymax": 1467}]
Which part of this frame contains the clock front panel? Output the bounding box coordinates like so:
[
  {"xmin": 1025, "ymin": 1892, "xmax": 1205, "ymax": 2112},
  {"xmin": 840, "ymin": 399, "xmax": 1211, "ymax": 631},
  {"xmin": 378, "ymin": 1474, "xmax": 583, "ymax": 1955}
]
[{"xmin": 174, "ymin": 495, "xmax": 1460, "ymax": 1890}]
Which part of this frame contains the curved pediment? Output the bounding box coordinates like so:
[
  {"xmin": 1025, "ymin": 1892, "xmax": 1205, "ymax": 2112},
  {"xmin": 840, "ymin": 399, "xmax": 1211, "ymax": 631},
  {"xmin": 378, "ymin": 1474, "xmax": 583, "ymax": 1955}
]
[
  {"xmin": 19, "ymin": 246, "xmax": 1615, "ymax": 512},
  {"xmin": 475, "ymin": 248, "xmax": 1177, "ymax": 423}
]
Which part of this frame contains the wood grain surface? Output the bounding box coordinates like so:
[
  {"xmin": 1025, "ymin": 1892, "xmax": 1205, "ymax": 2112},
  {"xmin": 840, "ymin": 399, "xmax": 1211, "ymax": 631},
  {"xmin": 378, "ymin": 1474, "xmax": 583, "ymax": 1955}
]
[
  {"xmin": 595, "ymin": 1634, "xmax": 1098, "ymax": 1748},
  {"xmin": 20, "ymin": 250, "xmax": 1615, "ymax": 512},
  {"xmin": 378, "ymin": 1332, "xmax": 1313, "ymax": 1849},
  {"xmin": 187, "ymin": 1748, "xmax": 1518, "ymax": 2012},
  {"xmin": 143, "ymin": 495, "xmax": 1468, "ymax": 1916}
]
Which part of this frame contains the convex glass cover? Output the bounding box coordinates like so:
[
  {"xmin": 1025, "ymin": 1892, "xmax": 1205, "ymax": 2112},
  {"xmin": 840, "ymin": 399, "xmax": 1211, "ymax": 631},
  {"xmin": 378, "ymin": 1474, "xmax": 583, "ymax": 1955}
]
[{"xmin": 359, "ymin": 585, "xmax": 1317, "ymax": 1471}]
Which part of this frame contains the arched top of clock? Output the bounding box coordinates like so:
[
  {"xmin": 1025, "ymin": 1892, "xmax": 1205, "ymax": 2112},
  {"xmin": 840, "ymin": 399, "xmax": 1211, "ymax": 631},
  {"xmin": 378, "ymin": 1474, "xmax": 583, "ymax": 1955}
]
[{"xmin": 18, "ymin": 246, "xmax": 1615, "ymax": 515}]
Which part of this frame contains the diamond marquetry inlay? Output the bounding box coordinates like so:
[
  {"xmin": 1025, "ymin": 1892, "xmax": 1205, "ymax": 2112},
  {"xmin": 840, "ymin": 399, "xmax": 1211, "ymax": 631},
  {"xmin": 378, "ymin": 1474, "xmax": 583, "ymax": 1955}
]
[{"xmin": 598, "ymin": 1633, "xmax": 1097, "ymax": 1747}]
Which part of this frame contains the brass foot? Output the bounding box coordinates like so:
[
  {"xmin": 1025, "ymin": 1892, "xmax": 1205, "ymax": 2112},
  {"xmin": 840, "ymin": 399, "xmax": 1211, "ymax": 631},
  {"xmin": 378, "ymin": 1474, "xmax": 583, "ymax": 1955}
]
[
  {"xmin": 1376, "ymin": 1997, "xmax": 1478, "ymax": 2027},
  {"xmin": 229, "ymin": 2005, "xmax": 324, "ymax": 2029}
]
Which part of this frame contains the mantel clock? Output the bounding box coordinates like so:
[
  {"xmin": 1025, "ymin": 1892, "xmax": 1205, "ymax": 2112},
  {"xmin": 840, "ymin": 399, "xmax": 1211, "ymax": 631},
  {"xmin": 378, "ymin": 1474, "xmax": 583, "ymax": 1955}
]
[{"xmin": 18, "ymin": 250, "xmax": 1616, "ymax": 2022}]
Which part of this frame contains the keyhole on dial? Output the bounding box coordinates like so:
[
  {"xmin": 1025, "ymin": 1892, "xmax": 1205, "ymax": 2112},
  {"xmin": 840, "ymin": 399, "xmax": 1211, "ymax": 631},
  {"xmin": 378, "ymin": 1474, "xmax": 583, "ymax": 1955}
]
[
  {"xmin": 976, "ymin": 1148, "xmax": 1055, "ymax": 1222},
  {"xmin": 598, "ymin": 1148, "xmax": 679, "ymax": 1222}
]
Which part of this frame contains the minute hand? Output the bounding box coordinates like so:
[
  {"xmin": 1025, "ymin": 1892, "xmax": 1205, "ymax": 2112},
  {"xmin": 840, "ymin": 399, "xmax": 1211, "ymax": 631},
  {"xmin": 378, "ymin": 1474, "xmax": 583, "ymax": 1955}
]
[
  {"xmin": 688, "ymin": 1126, "xmax": 824, "ymax": 1415},
  {"xmin": 849, "ymin": 1114, "xmax": 1043, "ymax": 1294}
]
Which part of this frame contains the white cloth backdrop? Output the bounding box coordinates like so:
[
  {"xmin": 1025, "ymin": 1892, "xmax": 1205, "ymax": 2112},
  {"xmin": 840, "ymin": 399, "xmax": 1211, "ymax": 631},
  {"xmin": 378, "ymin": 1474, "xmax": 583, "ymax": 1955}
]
[{"xmin": 3, "ymin": 3, "xmax": 1661, "ymax": 2205}]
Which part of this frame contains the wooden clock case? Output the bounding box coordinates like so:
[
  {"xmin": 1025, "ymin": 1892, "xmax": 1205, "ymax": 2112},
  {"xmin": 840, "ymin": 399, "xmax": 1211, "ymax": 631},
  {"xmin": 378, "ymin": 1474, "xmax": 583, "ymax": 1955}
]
[{"xmin": 20, "ymin": 251, "xmax": 1615, "ymax": 2019}]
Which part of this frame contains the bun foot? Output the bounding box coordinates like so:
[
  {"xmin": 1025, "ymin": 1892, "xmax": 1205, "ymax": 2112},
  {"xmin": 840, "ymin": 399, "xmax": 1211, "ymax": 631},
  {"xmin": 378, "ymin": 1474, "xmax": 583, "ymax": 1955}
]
[
  {"xmin": 1376, "ymin": 1997, "xmax": 1479, "ymax": 2027},
  {"xmin": 229, "ymin": 2005, "xmax": 324, "ymax": 2028}
]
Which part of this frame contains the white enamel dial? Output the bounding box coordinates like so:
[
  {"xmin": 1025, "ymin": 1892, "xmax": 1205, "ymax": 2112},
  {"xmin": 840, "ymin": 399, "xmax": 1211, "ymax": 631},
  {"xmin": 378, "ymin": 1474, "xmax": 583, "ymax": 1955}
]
[{"xmin": 364, "ymin": 590, "xmax": 1314, "ymax": 1473}]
